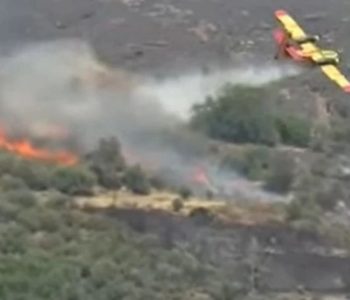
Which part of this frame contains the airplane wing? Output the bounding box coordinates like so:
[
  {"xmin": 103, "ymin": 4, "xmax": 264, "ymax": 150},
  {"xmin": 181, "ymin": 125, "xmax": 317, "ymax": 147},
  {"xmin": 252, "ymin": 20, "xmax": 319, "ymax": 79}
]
[
  {"xmin": 274, "ymin": 10, "xmax": 307, "ymax": 40},
  {"xmin": 275, "ymin": 9, "xmax": 350, "ymax": 93},
  {"xmin": 320, "ymin": 64, "xmax": 350, "ymax": 93},
  {"xmin": 274, "ymin": 10, "xmax": 321, "ymax": 54}
]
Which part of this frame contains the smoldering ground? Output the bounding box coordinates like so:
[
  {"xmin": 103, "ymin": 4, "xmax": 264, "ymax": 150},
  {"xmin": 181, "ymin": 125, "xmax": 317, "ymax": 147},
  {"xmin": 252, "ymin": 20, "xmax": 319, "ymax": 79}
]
[{"xmin": 0, "ymin": 39, "xmax": 299, "ymax": 201}]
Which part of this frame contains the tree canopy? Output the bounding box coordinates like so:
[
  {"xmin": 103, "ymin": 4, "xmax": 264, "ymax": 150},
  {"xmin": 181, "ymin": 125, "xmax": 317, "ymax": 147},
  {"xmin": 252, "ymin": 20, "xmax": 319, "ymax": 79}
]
[{"xmin": 190, "ymin": 84, "xmax": 311, "ymax": 148}]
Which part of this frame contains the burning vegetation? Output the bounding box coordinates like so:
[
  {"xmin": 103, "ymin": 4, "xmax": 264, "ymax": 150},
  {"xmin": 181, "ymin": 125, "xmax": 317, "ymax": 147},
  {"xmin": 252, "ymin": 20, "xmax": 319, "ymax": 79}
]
[
  {"xmin": 0, "ymin": 128, "xmax": 78, "ymax": 166},
  {"xmin": 0, "ymin": 36, "xmax": 336, "ymax": 215},
  {"xmin": 0, "ymin": 38, "xmax": 349, "ymax": 300},
  {"xmin": 0, "ymin": 39, "xmax": 304, "ymax": 203}
]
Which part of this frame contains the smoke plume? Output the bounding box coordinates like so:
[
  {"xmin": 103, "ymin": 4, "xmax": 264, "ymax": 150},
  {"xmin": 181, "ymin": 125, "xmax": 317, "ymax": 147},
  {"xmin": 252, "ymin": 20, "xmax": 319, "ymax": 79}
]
[
  {"xmin": 138, "ymin": 62, "xmax": 302, "ymax": 119},
  {"xmin": 0, "ymin": 39, "xmax": 298, "ymax": 202}
]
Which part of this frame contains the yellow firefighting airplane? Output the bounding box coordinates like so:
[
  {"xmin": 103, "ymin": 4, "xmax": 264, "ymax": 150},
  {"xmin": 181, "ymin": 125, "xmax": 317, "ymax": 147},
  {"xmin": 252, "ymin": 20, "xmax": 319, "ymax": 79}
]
[{"xmin": 273, "ymin": 9, "xmax": 350, "ymax": 93}]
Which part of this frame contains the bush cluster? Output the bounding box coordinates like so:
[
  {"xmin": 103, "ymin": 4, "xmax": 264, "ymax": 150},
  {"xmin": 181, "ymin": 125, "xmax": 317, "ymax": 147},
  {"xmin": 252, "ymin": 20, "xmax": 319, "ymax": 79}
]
[
  {"xmin": 190, "ymin": 84, "xmax": 311, "ymax": 148},
  {"xmin": 0, "ymin": 136, "xmax": 154, "ymax": 197}
]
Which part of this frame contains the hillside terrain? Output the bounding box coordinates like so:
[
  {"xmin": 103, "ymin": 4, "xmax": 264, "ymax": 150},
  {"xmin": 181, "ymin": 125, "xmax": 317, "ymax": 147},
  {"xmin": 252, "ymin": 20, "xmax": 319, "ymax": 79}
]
[
  {"xmin": 2, "ymin": 0, "xmax": 350, "ymax": 73},
  {"xmin": 1, "ymin": 0, "xmax": 350, "ymax": 299}
]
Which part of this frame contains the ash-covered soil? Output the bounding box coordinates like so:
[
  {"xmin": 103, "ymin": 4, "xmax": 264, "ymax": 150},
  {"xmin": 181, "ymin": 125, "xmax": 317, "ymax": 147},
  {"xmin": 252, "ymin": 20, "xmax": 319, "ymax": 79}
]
[{"xmin": 97, "ymin": 207, "xmax": 350, "ymax": 293}]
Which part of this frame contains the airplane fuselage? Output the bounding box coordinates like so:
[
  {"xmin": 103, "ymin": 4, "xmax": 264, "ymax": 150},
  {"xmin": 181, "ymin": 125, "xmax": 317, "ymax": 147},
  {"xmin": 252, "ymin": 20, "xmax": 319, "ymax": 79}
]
[
  {"xmin": 272, "ymin": 9, "xmax": 350, "ymax": 93},
  {"xmin": 273, "ymin": 28, "xmax": 340, "ymax": 65}
]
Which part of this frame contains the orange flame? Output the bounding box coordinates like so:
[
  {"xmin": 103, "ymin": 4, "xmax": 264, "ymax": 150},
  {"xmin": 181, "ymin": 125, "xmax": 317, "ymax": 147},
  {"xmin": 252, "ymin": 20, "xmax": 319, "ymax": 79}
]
[
  {"xmin": 0, "ymin": 129, "xmax": 78, "ymax": 166},
  {"xmin": 192, "ymin": 166, "xmax": 211, "ymax": 186}
]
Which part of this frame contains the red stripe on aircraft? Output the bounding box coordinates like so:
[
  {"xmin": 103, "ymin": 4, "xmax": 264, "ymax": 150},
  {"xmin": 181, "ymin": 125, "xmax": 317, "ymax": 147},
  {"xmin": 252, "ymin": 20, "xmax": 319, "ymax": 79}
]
[{"xmin": 275, "ymin": 10, "xmax": 287, "ymax": 17}]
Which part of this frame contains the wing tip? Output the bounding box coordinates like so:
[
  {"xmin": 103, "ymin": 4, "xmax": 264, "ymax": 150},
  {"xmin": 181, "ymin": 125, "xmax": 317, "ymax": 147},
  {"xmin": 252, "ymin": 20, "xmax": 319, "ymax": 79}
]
[{"xmin": 275, "ymin": 9, "xmax": 288, "ymax": 17}]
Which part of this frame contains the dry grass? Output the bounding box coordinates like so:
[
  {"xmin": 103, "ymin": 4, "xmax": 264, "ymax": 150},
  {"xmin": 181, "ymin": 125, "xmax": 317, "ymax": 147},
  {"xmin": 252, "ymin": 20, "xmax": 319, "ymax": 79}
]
[{"xmin": 74, "ymin": 189, "xmax": 284, "ymax": 225}]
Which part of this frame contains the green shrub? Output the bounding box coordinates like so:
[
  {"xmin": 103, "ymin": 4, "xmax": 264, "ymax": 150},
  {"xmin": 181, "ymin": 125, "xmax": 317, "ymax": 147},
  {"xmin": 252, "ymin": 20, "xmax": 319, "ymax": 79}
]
[
  {"xmin": 45, "ymin": 191, "xmax": 73, "ymax": 209},
  {"xmin": 51, "ymin": 166, "xmax": 96, "ymax": 196},
  {"xmin": 17, "ymin": 207, "xmax": 62, "ymax": 233},
  {"xmin": 96, "ymin": 170, "xmax": 123, "ymax": 190},
  {"xmin": 285, "ymin": 198, "xmax": 304, "ymax": 222},
  {"xmin": 220, "ymin": 147, "xmax": 270, "ymax": 180},
  {"xmin": 3, "ymin": 189, "xmax": 37, "ymax": 208},
  {"xmin": 85, "ymin": 136, "xmax": 125, "ymax": 190},
  {"xmin": 12, "ymin": 160, "xmax": 51, "ymax": 190},
  {"xmin": 0, "ymin": 174, "xmax": 28, "ymax": 191},
  {"xmin": 274, "ymin": 116, "xmax": 311, "ymax": 147},
  {"xmin": 178, "ymin": 186, "xmax": 192, "ymax": 200},
  {"xmin": 0, "ymin": 222, "xmax": 27, "ymax": 254},
  {"xmin": 0, "ymin": 200, "xmax": 21, "ymax": 221},
  {"xmin": 285, "ymin": 193, "xmax": 322, "ymax": 225},
  {"xmin": 264, "ymin": 154, "xmax": 295, "ymax": 194},
  {"xmin": 149, "ymin": 175, "xmax": 167, "ymax": 190},
  {"xmin": 189, "ymin": 84, "xmax": 312, "ymax": 148},
  {"xmin": 0, "ymin": 154, "xmax": 52, "ymax": 190},
  {"xmin": 329, "ymin": 120, "xmax": 350, "ymax": 142},
  {"xmin": 190, "ymin": 85, "xmax": 278, "ymax": 146},
  {"xmin": 123, "ymin": 165, "xmax": 151, "ymax": 195},
  {"xmin": 315, "ymin": 184, "xmax": 341, "ymax": 211},
  {"xmin": 241, "ymin": 147, "xmax": 270, "ymax": 180},
  {"xmin": 0, "ymin": 151, "xmax": 17, "ymax": 174},
  {"xmin": 172, "ymin": 198, "xmax": 184, "ymax": 212}
]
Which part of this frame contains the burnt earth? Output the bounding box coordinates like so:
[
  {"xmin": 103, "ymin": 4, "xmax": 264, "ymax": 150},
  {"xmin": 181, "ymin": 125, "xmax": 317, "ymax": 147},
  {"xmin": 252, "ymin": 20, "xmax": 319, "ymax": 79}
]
[{"xmin": 94, "ymin": 207, "xmax": 350, "ymax": 293}]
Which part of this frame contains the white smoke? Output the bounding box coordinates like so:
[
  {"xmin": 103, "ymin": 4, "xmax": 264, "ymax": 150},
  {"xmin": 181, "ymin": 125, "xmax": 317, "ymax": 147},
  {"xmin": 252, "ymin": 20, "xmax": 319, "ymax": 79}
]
[
  {"xmin": 0, "ymin": 39, "xmax": 294, "ymax": 203},
  {"xmin": 138, "ymin": 63, "xmax": 302, "ymax": 119},
  {"xmin": 0, "ymin": 39, "xmax": 137, "ymax": 149}
]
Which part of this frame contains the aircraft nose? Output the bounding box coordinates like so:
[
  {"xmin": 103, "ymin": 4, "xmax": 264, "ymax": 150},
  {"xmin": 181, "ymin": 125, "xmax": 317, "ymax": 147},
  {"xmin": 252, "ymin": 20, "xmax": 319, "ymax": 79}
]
[{"xmin": 275, "ymin": 10, "xmax": 287, "ymax": 17}]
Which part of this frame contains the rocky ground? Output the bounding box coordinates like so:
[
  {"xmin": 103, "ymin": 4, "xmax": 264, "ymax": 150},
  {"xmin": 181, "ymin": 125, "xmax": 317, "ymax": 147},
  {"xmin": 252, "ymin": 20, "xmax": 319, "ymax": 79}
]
[{"xmin": 2, "ymin": 0, "xmax": 350, "ymax": 76}]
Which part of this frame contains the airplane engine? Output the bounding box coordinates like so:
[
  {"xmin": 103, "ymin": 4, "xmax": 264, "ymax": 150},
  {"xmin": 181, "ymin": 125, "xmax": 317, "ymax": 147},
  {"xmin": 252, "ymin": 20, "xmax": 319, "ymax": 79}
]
[
  {"xmin": 316, "ymin": 58, "xmax": 338, "ymax": 66},
  {"xmin": 274, "ymin": 9, "xmax": 350, "ymax": 93},
  {"xmin": 295, "ymin": 35, "xmax": 320, "ymax": 44}
]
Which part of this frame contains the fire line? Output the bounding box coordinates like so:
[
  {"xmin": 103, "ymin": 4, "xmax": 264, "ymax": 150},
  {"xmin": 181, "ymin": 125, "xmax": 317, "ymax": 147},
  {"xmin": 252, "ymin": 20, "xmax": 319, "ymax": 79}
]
[{"xmin": 0, "ymin": 129, "xmax": 78, "ymax": 166}]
